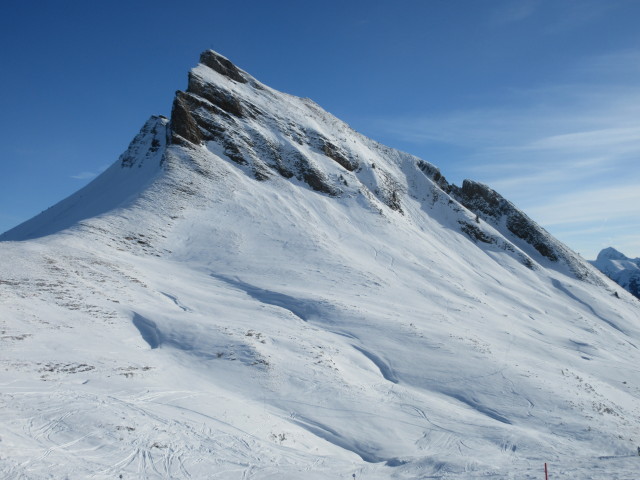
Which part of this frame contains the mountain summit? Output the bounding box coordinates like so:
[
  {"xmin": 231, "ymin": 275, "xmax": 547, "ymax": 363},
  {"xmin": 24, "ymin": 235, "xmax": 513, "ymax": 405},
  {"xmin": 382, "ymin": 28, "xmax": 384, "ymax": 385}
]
[
  {"xmin": 1, "ymin": 51, "xmax": 640, "ymax": 479},
  {"xmin": 0, "ymin": 51, "xmax": 601, "ymax": 284},
  {"xmin": 591, "ymin": 247, "xmax": 640, "ymax": 299}
]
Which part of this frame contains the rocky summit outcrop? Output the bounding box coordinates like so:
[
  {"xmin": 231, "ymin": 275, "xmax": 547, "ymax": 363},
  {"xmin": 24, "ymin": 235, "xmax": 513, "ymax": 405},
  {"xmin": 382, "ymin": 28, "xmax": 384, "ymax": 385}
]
[
  {"xmin": 2, "ymin": 50, "xmax": 607, "ymax": 289},
  {"xmin": 162, "ymin": 50, "xmax": 606, "ymax": 284},
  {"xmin": 168, "ymin": 51, "xmax": 342, "ymax": 195}
]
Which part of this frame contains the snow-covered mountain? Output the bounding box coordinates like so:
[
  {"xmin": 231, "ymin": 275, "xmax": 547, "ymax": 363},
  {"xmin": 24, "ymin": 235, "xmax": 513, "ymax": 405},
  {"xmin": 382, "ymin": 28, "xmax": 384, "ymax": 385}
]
[
  {"xmin": 590, "ymin": 247, "xmax": 640, "ymax": 299},
  {"xmin": 2, "ymin": 50, "xmax": 640, "ymax": 479}
]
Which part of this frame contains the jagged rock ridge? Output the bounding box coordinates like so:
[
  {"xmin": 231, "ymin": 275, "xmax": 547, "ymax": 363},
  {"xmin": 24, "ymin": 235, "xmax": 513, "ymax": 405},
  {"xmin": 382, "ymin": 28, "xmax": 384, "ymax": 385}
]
[{"xmin": 163, "ymin": 50, "xmax": 604, "ymax": 283}]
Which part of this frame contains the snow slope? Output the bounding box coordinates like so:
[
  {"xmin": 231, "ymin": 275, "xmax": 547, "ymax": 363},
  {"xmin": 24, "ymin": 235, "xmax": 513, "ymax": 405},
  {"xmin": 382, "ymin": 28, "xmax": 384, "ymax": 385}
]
[
  {"xmin": 590, "ymin": 247, "xmax": 640, "ymax": 299},
  {"xmin": 1, "ymin": 50, "xmax": 640, "ymax": 479}
]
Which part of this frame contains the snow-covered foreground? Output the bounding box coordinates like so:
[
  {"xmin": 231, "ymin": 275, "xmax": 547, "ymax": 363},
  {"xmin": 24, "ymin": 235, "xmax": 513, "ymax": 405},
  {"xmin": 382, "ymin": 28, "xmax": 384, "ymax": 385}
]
[{"xmin": 2, "ymin": 51, "xmax": 640, "ymax": 479}]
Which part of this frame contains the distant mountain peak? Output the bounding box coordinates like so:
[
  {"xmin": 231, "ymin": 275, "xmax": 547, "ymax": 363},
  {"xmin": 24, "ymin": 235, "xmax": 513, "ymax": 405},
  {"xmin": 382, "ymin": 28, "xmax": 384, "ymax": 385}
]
[
  {"xmin": 596, "ymin": 246, "xmax": 627, "ymax": 261},
  {"xmin": 590, "ymin": 247, "xmax": 640, "ymax": 299}
]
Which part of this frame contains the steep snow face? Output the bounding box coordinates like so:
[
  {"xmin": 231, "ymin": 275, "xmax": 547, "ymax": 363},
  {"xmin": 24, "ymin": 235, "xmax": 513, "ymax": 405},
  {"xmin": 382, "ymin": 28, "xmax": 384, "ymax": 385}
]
[
  {"xmin": 0, "ymin": 116, "xmax": 169, "ymax": 241},
  {"xmin": 591, "ymin": 247, "xmax": 640, "ymax": 299},
  {"xmin": 2, "ymin": 51, "xmax": 640, "ymax": 480},
  {"xmin": 597, "ymin": 247, "xmax": 630, "ymax": 262}
]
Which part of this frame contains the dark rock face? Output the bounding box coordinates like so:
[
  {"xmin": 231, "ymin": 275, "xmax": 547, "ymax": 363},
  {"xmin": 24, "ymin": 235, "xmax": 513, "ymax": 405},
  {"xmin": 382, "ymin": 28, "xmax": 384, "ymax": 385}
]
[
  {"xmin": 302, "ymin": 169, "xmax": 335, "ymax": 194},
  {"xmin": 455, "ymin": 181, "xmax": 500, "ymax": 215},
  {"xmin": 291, "ymin": 151, "xmax": 338, "ymax": 195},
  {"xmin": 450, "ymin": 179, "xmax": 602, "ymax": 281},
  {"xmin": 458, "ymin": 220, "xmax": 496, "ymax": 244},
  {"xmin": 387, "ymin": 190, "xmax": 403, "ymax": 212},
  {"xmin": 199, "ymin": 50, "xmax": 248, "ymax": 84},
  {"xmin": 320, "ymin": 138, "xmax": 358, "ymax": 172},
  {"xmin": 453, "ymin": 180, "xmax": 558, "ymax": 261},
  {"xmin": 375, "ymin": 169, "xmax": 404, "ymax": 213},
  {"xmin": 188, "ymin": 73, "xmax": 246, "ymax": 118},
  {"xmin": 120, "ymin": 116, "xmax": 168, "ymax": 168},
  {"xmin": 506, "ymin": 213, "xmax": 558, "ymax": 261},
  {"xmin": 167, "ymin": 51, "xmax": 345, "ymax": 197},
  {"xmin": 417, "ymin": 160, "xmax": 452, "ymax": 193},
  {"xmin": 170, "ymin": 92, "xmax": 203, "ymax": 145}
]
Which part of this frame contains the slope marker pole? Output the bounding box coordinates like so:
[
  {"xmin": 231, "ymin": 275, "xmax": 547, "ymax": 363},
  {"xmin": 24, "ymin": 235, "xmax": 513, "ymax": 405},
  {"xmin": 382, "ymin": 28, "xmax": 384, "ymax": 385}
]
[{"xmin": 544, "ymin": 462, "xmax": 549, "ymax": 480}]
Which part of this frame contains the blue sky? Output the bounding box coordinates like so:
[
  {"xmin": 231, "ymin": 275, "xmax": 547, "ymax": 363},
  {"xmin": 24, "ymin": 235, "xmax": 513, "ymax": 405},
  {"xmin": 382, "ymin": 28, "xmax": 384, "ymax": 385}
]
[{"xmin": 1, "ymin": 0, "xmax": 639, "ymax": 258}]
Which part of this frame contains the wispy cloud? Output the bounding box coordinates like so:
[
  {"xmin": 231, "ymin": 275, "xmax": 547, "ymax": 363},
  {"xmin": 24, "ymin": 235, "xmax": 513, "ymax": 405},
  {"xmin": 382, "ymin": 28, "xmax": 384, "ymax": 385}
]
[
  {"xmin": 523, "ymin": 126, "xmax": 640, "ymax": 153},
  {"xmin": 488, "ymin": 0, "xmax": 620, "ymax": 32},
  {"xmin": 545, "ymin": 218, "xmax": 640, "ymax": 260},
  {"xmin": 488, "ymin": 0, "xmax": 540, "ymax": 26},
  {"xmin": 71, "ymin": 171, "xmax": 98, "ymax": 180},
  {"xmin": 374, "ymin": 49, "xmax": 640, "ymax": 257},
  {"xmin": 570, "ymin": 49, "xmax": 640, "ymax": 78},
  {"xmin": 70, "ymin": 164, "xmax": 109, "ymax": 180},
  {"xmin": 527, "ymin": 184, "xmax": 640, "ymax": 227},
  {"xmin": 485, "ymin": 155, "xmax": 615, "ymax": 192}
]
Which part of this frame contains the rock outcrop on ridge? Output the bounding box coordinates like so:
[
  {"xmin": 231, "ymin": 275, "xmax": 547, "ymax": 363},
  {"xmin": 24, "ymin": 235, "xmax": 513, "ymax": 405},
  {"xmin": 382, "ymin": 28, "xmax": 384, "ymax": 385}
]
[{"xmin": 163, "ymin": 50, "xmax": 603, "ymax": 284}]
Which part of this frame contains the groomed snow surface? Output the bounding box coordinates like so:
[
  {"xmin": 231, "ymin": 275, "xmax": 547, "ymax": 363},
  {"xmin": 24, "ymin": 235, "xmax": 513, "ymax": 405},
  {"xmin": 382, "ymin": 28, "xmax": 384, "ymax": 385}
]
[{"xmin": 2, "ymin": 52, "xmax": 640, "ymax": 479}]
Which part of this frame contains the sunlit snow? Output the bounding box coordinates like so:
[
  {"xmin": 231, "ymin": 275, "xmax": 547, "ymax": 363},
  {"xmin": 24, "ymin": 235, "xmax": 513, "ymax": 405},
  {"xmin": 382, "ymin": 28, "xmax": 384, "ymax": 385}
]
[{"xmin": 1, "ymin": 51, "xmax": 640, "ymax": 480}]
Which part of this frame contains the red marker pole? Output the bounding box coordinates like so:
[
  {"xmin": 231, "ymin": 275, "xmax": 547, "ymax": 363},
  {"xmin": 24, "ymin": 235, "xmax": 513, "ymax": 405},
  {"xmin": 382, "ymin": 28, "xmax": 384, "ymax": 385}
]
[{"xmin": 544, "ymin": 462, "xmax": 549, "ymax": 480}]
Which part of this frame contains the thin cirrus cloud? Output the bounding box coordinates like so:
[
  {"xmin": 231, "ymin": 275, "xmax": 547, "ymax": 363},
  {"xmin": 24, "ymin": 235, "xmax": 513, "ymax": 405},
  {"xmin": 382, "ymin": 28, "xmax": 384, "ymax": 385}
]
[
  {"xmin": 70, "ymin": 164, "xmax": 109, "ymax": 180},
  {"xmin": 528, "ymin": 184, "xmax": 640, "ymax": 258},
  {"xmin": 383, "ymin": 83, "xmax": 640, "ymax": 151},
  {"xmin": 71, "ymin": 171, "xmax": 99, "ymax": 180},
  {"xmin": 522, "ymin": 126, "xmax": 640, "ymax": 154},
  {"xmin": 488, "ymin": 0, "xmax": 620, "ymax": 33},
  {"xmin": 484, "ymin": 155, "xmax": 615, "ymax": 192},
  {"xmin": 488, "ymin": 0, "xmax": 540, "ymax": 26},
  {"xmin": 527, "ymin": 184, "xmax": 640, "ymax": 227},
  {"xmin": 474, "ymin": 94, "xmax": 640, "ymax": 258},
  {"xmin": 570, "ymin": 50, "xmax": 640, "ymax": 77},
  {"xmin": 373, "ymin": 53, "xmax": 640, "ymax": 257}
]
